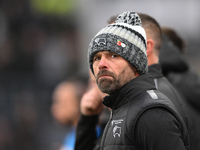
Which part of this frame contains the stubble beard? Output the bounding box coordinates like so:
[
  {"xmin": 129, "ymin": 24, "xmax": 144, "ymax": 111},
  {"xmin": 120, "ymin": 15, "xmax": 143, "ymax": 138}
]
[
  {"xmin": 96, "ymin": 70, "xmax": 122, "ymax": 94},
  {"xmin": 97, "ymin": 78, "xmax": 121, "ymax": 94}
]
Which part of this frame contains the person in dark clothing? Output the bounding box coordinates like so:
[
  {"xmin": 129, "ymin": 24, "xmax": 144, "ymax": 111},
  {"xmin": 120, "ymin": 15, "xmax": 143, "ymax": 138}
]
[
  {"xmin": 75, "ymin": 11, "xmax": 190, "ymax": 150},
  {"xmin": 160, "ymin": 27, "xmax": 200, "ymax": 110},
  {"xmin": 159, "ymin": 27, "xmax": 200, "ymax": 150}
]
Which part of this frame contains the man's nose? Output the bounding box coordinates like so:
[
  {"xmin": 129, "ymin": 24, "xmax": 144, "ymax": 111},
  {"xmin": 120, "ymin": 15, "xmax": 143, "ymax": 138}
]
[{"xmin": 98, "ymin": 56, "xmax": 108, "ymax": 70}]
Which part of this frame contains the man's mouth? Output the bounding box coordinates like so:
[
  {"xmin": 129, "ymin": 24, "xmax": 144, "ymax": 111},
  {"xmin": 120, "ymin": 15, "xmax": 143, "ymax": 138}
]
[
  {"xmin": 97, "ymin": 70, "xmax": 114, "ymax": 81},
  {"xmin": 98, "ymin": 74, "xmax": 112, "ymax": 80}
]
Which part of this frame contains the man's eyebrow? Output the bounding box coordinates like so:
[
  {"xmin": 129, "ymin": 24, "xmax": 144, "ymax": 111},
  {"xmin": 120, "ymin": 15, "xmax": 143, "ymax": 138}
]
[{"xmin": 94, "ymin": 53, "xmax": 100, "ymax": 57}]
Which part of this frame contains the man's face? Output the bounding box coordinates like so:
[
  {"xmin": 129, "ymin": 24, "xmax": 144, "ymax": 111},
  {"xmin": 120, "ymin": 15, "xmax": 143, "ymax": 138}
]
[
  {"xmin": 51, "ymin": 83, "xmax": 79, "ymax": 125},
  {"xmin": 92, "ymin": 51, "xmax": 138, "ymax": 94}
]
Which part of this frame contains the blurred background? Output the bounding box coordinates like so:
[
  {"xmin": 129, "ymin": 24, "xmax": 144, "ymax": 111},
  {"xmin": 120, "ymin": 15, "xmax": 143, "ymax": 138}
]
[{"xmin": 0, "ymin": 0, "xmax": 199, "ymax": 150}]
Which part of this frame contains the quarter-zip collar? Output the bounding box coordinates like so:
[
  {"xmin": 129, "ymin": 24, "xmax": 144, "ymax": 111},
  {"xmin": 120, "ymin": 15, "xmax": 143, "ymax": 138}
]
[{"xmin": 102, "ymin": 73, "xmax": 156, "ymax": 110}]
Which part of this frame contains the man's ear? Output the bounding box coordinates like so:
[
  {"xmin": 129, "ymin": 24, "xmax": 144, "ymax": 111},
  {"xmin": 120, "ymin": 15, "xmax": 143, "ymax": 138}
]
[{"xmin": 146, "ymin": 39, "xmax": 154, "ymax": 56}]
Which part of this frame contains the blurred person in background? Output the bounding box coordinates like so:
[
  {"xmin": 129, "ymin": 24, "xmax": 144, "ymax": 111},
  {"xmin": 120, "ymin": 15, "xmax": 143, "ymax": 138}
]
[
  {"xmin": 160, "ymin": 27, "xmax": 200, "ymax": 150},
  {"xmin": 160, "ymin": 27, "xmax": 200, "ymax": 110},
  {"xmin": 138, "ymin": 14, "xmax": 200, "ymax": 150},
  {"xmin": 51, "ymin": 77, "xmax": 87, "ymax": 150}
]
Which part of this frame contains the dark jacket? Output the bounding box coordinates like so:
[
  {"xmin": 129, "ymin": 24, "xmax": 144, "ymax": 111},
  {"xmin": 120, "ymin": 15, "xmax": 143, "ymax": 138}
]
[
  {"xmin": 75, "ymin": 68, "xmax": 192, "ymax": 150},
  {"xmin": 159, "ymin": 34, "xmax": 200, "ymax": 110},
  {"xmin": 149, "ymin": 64, "xmax": 200, "ymax": 150},
  {"xmin": 149, "ymin": 64, "xmax": 189, "ymax": 126},
  {"xmin": 159, "ymin": 34, "xmax": 200, "ymax": 150},
  {"xmin": 75, "ymin": 114, "xmax": 99, "ymax": 150},
  {"xmin": 99, "ymin": 74, "xmax": 190, "ymax": 150}
]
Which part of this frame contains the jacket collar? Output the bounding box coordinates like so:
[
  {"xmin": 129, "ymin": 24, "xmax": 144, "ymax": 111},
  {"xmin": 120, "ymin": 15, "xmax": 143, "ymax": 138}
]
[
  {"xmin": 148, "ymin": 63, "xmax": 163, "ymax": 78},
  {"xmin": 102, "ymin": 73, "xmax": 156, "ymax": 110}
]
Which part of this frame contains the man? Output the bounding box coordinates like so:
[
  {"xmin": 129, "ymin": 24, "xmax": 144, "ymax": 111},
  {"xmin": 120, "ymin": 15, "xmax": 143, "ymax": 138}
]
[
  {"xmin": 75, "ymin": 11, "xmax": 190, "ymax": 150},
  {"xmin": 160, "ymin": 27, "xmax": 200, "ymax": 150},
  {"xmin": 160, "ymin": 27, "xmax": 200, "ymax": 109},
  {"xmin": 138, "ymin": 13, "xmax": 200, "ymax": 150},
  {"xmin": 51, "ymin": 77, "xmax": 87, "ymax": 150}
]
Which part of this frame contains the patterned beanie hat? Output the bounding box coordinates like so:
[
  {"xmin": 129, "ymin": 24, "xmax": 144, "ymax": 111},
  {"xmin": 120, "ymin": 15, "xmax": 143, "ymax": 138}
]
[{"xmin": 88, "ymin": 11, "xmax": 148, "ymax": 74}]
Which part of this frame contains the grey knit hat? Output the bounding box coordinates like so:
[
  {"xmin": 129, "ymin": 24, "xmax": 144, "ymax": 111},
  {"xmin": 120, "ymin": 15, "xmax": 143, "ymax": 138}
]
[{"xmin": 88, "ymin": 11, "xmax": 148, "ymax": 74}]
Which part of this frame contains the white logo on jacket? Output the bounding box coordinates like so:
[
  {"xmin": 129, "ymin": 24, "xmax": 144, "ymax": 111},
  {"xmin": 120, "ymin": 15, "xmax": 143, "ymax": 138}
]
[{"xmin": 112, "ymin": 119, "xmax": 123, "ymax": 138}]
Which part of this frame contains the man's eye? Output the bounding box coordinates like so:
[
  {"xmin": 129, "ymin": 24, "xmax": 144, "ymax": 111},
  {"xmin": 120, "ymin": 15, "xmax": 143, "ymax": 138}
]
[
  {"xmin": 111, "ymin": 54, "xmax": 118, "ymax": 58},
  {"xmin": 93, "ymin": 57, "xmax": 100, "ymax": 61}
]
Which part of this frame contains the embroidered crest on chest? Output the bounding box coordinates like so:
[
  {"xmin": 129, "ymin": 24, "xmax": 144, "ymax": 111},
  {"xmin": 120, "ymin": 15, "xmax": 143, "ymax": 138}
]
[{"xmin": 111, "ymin": 119, "xmax": 123, "ymax": 138}]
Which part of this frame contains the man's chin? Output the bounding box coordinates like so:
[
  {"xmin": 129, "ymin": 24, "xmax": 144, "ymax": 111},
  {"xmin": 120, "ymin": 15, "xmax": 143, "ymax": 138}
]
[{"xmin": 97, "ymin": 79, "xmax": 112, "ymax": 93}]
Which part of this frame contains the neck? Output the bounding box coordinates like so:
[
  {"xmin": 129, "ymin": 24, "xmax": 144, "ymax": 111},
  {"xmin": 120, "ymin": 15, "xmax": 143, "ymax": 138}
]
[{"xmin": 147, "ymin": 54, "xmax": 159, "ymax": 66}]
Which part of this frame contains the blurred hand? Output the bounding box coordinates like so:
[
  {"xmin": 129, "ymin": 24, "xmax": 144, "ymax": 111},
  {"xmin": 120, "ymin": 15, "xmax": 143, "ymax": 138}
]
[{"xmin": 80, "ymin": 79, "xmax": 106, "ymax": 116}]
